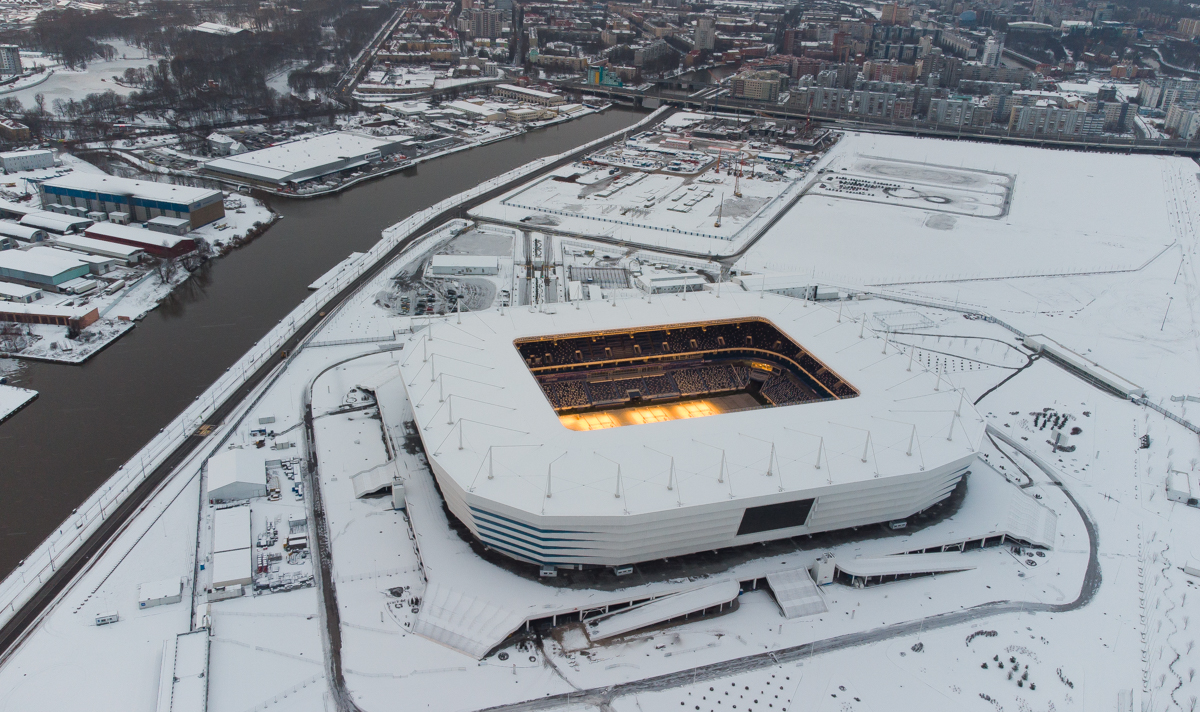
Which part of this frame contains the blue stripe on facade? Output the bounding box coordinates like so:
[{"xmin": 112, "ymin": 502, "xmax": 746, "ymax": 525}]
[
  {"xmin": 472, "ymin": 515, "xmax": 589, "ymax": 543},
  {"xmin": 469, "ymin": 506, "xmax": 593, "ymax": 537},
  {"xmin": 475, "ymin": 523, "xmax": 585, "ymax": 552}
]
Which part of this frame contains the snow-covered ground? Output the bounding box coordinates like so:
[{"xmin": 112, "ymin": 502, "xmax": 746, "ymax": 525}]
[
  {"xmin": 1, "ymin": 127, "xmax": 1199, "ymax": 712},
  {"xmin": 0, "ymin": 382, "xmax": 36, "ymax": 423},
  {"xmin": 1, "ymin": 41, "xmax": 156, "ymax": 107}
]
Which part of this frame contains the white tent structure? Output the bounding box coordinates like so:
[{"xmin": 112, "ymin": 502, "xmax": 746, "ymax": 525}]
[{"xmin": 206, "ymin": 450, "xmax": 266, "ymax": 502}]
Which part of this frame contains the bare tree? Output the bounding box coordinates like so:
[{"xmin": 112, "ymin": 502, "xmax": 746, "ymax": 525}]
[{"xmin": 152, "ymin": 255, "xmax": 179, "ymax": 284}]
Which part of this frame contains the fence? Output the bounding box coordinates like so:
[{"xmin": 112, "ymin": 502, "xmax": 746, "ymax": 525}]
[{"xmin": 0, "ymin": 105, "xmax": 670, "ymax": 632}]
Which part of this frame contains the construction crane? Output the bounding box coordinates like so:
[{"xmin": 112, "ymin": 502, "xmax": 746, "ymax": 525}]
[
  {"xmin": 734, "ymin": 156, "xmax": 742, "ymax": 198},
  {"xmin": 714, "ymin": 192, "xmax": 723, "ymax": 227}
]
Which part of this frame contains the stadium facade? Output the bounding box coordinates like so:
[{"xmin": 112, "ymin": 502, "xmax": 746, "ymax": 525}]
[{"xmin": 394, "ymin": 291, "xmax": 984, "ymax": 569}]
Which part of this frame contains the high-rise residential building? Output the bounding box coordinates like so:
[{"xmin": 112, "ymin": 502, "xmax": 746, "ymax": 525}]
[
  {"xmin": 469, "ymin": 8, "xmax": 505, "ymax": 38},
  {"xmin": 693, "ymin": 16, "xmax": 716, "ymax": 51},
  {"xmin": 1007, "ymin": 105, "xmax": 1105, "ymax": 138},
  {"xmin": 879, "ymin": 3, "xmax": 912, "ymax": 26},
  {"xmin": 0, "ymin": 46, "xmax": 21, "ymax": 76},
  {"xmin": 981, "ymin": 34, "xmax": 1004, "ymax": 67}
]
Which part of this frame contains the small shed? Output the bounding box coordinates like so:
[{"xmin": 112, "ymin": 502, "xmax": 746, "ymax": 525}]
[
  {"xmin": 147, "ymin": 216, "xmax": 192, "ymax": 236},
  {"xmin": 206, "ymin": 450, "xmax": 266, "ymax": 502},
  {"xmin": 138, "ymin": 577, "xmax": 183, "ymax": 609},
  {"xmin": 1167, "ymin": 470, "xmax": 1197, "ymax": 506}
]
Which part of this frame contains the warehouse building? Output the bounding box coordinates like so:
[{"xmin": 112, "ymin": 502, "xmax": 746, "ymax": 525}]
[
  {"xmin": 0, "ymin": 302, "xmax": 99, "ymax": 330},
  {"xmin": 0, "ymin": 149, "xmax": 54, "ymax": 173},
  {"xmin": 19, "ymin": 212, "xmax": 92, "ymax": 235},
  {"xmin": 39, "ymin": 174, "xmax": 225, "ymax": 229},
  {"xmin": 53, "ymin": 234, "xmax": 144, "ymax": 264},
  {"xmin": 0, "ymin": 247, "xmax": 91, "ymax": 289},
  {"xmin": 0, "ymin": 221, "xmax": 47, "ymax": 244},
  {"xmin": 444, "ymin": 100, "xmax": 509, "ymax": 122},
  {"xmin": 84, "ymin": 221, "xmax": 196, "ymax": 259},
  {"xmin": 492, "ymin": 84, "xmax": 565, "ymax": 106},
  {"xmin": 202, "ymin": 131, "xmax": 411, "ymax": 189},
  {"xmin": 0, "ymin": 282, "xmax": 41, "ymax": 303},
  {"xmin": 211, "ymin": 505, "xmax": 253, "ymax": 590},
  {"xmin": 206, "ymin": 450, "xmax": 266, "ymax": 502},
  {"xmin": 429, "ymin": 255, "xmax": 500, "ymax": 275}
]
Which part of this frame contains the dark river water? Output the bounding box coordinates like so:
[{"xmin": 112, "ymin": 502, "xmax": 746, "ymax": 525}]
[{"xmin": 0, "ymin": 107, "xmax": 647, "ymax": 578}]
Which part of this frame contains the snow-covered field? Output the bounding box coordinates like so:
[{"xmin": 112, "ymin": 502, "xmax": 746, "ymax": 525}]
[
  {"xmin": 743, "ymin": 132, "xmax": 1178, "ymax": 284},
  {"xmin": 2, "ymin": 41, "xmax": 156, "ymax": 107},
  {"xmin": 1, "ymin": 128, "xmax": 1199, "ymax": 712}
]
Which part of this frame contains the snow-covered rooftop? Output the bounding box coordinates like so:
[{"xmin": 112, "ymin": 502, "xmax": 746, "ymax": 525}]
[
  {"xmin": 397, "ymin": 290, "xmax": 985, "ymax": 520},
  {"xmin": 0, "ymin": 245, "xmax": 88, "ymax": 277},
  {"xmin": 41, "ymin": 173, "xmax": 221, "ymax": 206},
  {"xmin": 204, "ymin": 131, "xmax": 409, "ymax": 184}
]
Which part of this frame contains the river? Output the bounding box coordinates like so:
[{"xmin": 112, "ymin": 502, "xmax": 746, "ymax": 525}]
[{"xmin": 0, "ymin": 107, "xmax": 647, "ymax": 577}]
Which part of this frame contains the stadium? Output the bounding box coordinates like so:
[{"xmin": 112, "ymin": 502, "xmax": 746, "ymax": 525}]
[{"xmin": 394, "ymin": 291, "xmax": 985, "ymax": 570}]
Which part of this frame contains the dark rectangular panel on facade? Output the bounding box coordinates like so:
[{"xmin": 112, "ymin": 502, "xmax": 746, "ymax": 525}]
[{"xmin": 737, "ymin": 498, "xmax": 815, "ymax": 536}]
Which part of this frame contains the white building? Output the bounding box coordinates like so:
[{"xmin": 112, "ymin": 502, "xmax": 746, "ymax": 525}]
[
  {"xmin": 53, "ymin": 234, "xmax": 144, "ymax": 264},
  {"xmin": 207, "ymin": 132, "xmax": 245, "ymax": 156},
  {"xmin": 429, "ymin": 254, "xmax": 499, "ymax": 275},
  {"xmin": 633, "ymin": 271, "xmax": 708, "ymax": 294},
  {"xmin": 206, "ymin": 450, "xmax": 266, "ymax": 502},
  {"xmin": 0, "ymin": 281, "xmax": 41, "ymax": 303},
  {"xmin": 394, "ymin": 291, "xmax": 985, "ymax": 569},
  {"xmin": 1167, "ymin": 470, "xmax": 1198, "ymax": 505},
  {"xmin": 981, "ymin": 35, "xmax": 1005, "ymax": 67},
  {"xmin": 203, "ymin": 131, "xmax": 410, "ymax": 188},
  {"xmin": 444, "ymin": 100, "xmax": 508, "ymax": 122},
  {"xmin": 0, "ymin": 149, "xmax": 53, "ymax": 173},
  {"xmin": 137, "ymin": 577, "xmax": 183, "ymax": 609}
]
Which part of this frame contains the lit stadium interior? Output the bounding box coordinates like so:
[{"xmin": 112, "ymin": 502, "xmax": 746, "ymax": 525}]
[{"xmin": 514, "ymin": 318, "xmax": 860, "ymax": 430}]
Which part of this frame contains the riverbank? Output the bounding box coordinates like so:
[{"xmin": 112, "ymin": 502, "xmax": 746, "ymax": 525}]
[{"xmin": 0, "ymin": 107, "xmax": 651, "ymax": 580}]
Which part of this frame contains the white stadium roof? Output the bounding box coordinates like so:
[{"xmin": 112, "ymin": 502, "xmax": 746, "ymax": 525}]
[{"xmin": 396, "ymin": 290, "xmax": 985, "ymax": 567}]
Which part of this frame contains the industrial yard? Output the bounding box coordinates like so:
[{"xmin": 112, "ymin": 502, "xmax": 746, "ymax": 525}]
[{"xmin": 0, "ymin": 154, "xmax": 274, "ymax": 363}]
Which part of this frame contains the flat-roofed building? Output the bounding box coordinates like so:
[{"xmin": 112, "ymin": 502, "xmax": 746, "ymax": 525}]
[
  {"xmin": 444, "ymin": 100, "xmax": 508, "ymax": 122},
  {"xmin": 0, "ymin": 301, "xmax": 98, "ymax": 330},
  {"xmin": 492, "ymin": 83, "xmax": 565, "ymax": 106},
  {"xmin": 0, "ymin": 149, "xmax": 53, "ymax": 173},
  {"xmin": 0, "ymin": 281, "xmax": 41, "ymax": 303},
  {"xmin": 0, "ymin": 246, "xmax": 91, "ymax": 288},
  {"xmin": 84, "ymin": 221, "xmax": 196, "ymax": 259},
  {"xmin": 53, "ymin": 234, "xmax": 144, "ymax": 263},
  {"xmin": 39, "ymin": 174, "xmax": 225, "ymax": 229},
  {"xmin": 202, "ymin": 131, "xmax": 411, "ymax": 189},
  {"xmin": 0, "ymin": 45, "xmax": 20, "ymax": 76}
]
